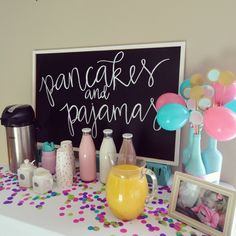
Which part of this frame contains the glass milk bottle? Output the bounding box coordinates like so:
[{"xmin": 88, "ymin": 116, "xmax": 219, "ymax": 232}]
[
  {"xmin": 118, "ymin": 133, "xmax": 136, "ymax": 165},
  {"xmin": 79, "ymin": 128, "xmax": 96, "ymax": 182},
  {"xmin": 99, "ymin": 129, "xmax": 117, "ymax": 184}
]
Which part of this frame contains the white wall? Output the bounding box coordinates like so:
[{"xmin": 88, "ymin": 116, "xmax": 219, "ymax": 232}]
[{"xmin": 0, "ymin": 0, "xmax": 236, "ymax": 187}]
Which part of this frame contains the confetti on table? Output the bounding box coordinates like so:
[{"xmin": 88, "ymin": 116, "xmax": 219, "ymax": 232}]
[{"xmin": 0, "ymin": 166, "xmax": 206, "ymax": 235}]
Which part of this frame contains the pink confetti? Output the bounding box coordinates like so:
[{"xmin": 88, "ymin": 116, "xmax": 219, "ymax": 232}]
[
  {"xmin": 73, "ymin": 219, "xmax": 79, "ymax": 223},
  {"xmin": 120, "ymin": 228, "xmax": 127, "ymax": 233}
]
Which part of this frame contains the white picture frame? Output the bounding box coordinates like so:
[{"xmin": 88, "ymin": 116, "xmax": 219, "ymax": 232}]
[{"xmin": 169, "ymin": 172, "xmax": 236, "ymax": 236}]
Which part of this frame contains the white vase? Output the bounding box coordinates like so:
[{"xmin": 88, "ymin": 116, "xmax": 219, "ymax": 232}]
[
  {"xmin": 60, "ymin": 140, "xmax": 75, "ymax": 176},
  {"xmin": 56, "ymin": 147, "xmax": 73, "ymax": 189}
]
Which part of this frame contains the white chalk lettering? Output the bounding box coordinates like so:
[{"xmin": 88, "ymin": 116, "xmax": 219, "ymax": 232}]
[
  {"xmin": 39, "ymin": 51, "xmax": 170, "ymax": 106},
  {"xmin": 84, "ymin": 85, "xmax": 110, "ymax": 100},
  {"xmin": 60, "ymin": 98, "xmax": 158, "ymax": 138}
]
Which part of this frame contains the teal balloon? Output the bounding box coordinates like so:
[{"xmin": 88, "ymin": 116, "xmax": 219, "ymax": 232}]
[
  {"xmin": 156, "ymin": 103, "xmax": 189, "ymax": 131},
  {"xmin": 180, "ymin": 79, "xmax": 191, "ymax": 98},
  {"xmin": 224, "ymin": 100, "xmax": 236, "ymax": 113}
]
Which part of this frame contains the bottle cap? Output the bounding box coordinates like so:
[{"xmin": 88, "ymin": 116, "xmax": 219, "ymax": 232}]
[
  {"xmin": 122, "ymin": 133, "xmax": 133, "ymax": 139},
  {"xmin": 82, "ymin": 128, "xmax": 91, "ymax": 134},
  {"xmin": 103, "ymin": 129, "xmax": 113, "ymax": 135}
]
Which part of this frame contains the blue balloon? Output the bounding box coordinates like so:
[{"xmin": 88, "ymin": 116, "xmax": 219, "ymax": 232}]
[
  {"xmin": 224, "ymin": 100, "xmax": 236, "ymax": 113},
  {"xmin": 156, "ymin": 103, "xmax": 189, "ymax": 131},
  {"xmin": 179, "ymin": 79, "xmax": 191, "ymax": 98}
]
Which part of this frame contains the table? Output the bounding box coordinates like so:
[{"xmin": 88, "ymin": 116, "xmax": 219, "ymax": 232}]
[{"xmin": 0, "ymin": 165, "xmax": 206, "ymax": 236}]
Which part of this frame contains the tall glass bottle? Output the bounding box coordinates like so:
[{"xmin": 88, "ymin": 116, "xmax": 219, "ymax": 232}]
[
  {"xmin": 182, "ymin": 125, "xmax": 194, "ymax": 167},
  {"xmin": 79, "ymin": 128, "xmax": 96, "ymax": 182},
  {"xmin": 118, "ymin": 133, "xmax": 136, "ymax": 165},
  {"xmin": 202, "ymin": 136, "xmax": 222, "ymax": 183},
  {"xmin": 99, "ymin": 129, "xmax": 117, "ymax": 184},
  {"xmin": 185, "ymin": 133, "xmax": 206, "ymax": 177}
]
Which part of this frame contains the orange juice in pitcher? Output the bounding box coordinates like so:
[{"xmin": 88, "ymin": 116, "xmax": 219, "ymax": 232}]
[{"xmin": 106, "ymin": 158, "xmax": 158, "ymax": 221}]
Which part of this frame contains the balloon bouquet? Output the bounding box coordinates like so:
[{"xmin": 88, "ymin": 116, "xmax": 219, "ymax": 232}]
[{"xmin": 156, "ymin": 69, "xmax": 236, "ymax": 183}]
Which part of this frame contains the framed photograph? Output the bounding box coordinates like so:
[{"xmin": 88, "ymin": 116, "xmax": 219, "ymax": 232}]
[{"xmin": 169, "ymin": 172, "xmax": 236, "ymax": 236}]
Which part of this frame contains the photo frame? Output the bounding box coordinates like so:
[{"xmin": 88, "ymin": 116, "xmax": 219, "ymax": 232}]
[{"xmin": 169, "ymin": 172, "xmax": 236, "ymax": 236}]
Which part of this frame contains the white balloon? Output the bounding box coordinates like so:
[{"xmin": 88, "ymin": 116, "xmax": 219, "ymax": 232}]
[
  {"xmin": 203, "ymin": 84, "xmax": 215, "ymax": 98},
  {"xmin": 189, "ymin": 110, "xmax": 203, "ymax": 125},
  {"xmin": 186, "ymin": 99, "xmax": 196, "ymax": 110},
  {"xmin": 198, "ymin": 97, "xmax": 212, "ymax": 110}
]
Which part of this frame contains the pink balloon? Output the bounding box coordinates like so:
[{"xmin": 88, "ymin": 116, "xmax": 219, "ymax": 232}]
[
  {"xmin": 213, "ymin": 81, "xmax": 236, "ymax": 105},
  {"xmin": 203, "ymin": 107, "xmax": 236, "ymax": 141},
  {"xmin": 155, "ymin": 92, "xmax": 186, "ymax": 110}
]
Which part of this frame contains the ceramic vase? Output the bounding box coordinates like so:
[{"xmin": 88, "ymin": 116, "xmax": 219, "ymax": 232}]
[
  {"xmin": 182, "ymin": 126, "xmax": 194, "ymax": 167},
  {"xmin": 60, "ymin": 140, "xmax": 75, "ymax": 176},
  {"xmin": 185, "ymin": 133, "xmax": 206, "ymax": 177},
  {"xmin": 56, "ymin": 147, "xmax": 73, "ymax": 189},
  {"xmin": 32, "ymin": 167, "xmax": 53, "ymax": 194},
  {"xmin": 202, "ymin": 136, "xmax": 222, "ymax": 183}
]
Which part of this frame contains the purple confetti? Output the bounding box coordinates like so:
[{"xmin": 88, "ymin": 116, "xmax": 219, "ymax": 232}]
[{"xmin": 3, "ymin": 200, "xmax": 13, "ymax": 204}]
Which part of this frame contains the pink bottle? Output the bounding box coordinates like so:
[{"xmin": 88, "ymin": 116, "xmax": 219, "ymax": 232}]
[
  {"xmin": 79, "ymin": 128, "xmax": 96, "ymax": 181},
  {"xmin": 41, "ymin": 150, "xmax": 56, "ymax": 174}
]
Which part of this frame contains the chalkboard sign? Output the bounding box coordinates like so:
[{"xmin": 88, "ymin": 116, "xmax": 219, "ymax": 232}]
[{"xmin": 33, "ymin": 42, "xmax": 185, "ymax": 165}]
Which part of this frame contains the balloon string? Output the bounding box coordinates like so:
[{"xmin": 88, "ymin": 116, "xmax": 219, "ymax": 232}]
[
  {"xmin": 213, "ymin": 82, "xmax": 216, "ymax": 107},
  {"xmin": 194, "ymin": 124, "xmax": 199, "ymax": 135},
  {"xmin": 221, "ymin": 86, "xmax": 226, "ymax": 106}
]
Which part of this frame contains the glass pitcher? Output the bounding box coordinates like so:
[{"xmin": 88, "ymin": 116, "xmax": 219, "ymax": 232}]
[{"xmin": 106, "ymin": 155, "xmax": 158, "ymax": 221}]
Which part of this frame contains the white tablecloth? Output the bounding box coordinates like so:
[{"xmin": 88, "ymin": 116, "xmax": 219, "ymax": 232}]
[{"xmin": 0, "ymin": 165, "xmax": 206, "ymax": 236}]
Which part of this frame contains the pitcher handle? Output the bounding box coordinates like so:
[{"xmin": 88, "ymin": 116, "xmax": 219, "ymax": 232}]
[{"xmin": 143, "ymin": 168, "xmax": 158, "ymax": 203}]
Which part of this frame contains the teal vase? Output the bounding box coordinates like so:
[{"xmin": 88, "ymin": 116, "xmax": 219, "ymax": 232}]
[
  {"xmin": 185, "ymin": 133, "xmax": 206, "ymax": 176},
  {"xmin": 202, "ymin": 137, "xmax": 223, "ymax": 180},
  {"xmin": 182, "ymin": 126, "xmax": 194, "ymax": 167}
]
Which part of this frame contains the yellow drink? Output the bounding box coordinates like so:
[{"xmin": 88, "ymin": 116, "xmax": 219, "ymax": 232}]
[{"xmin": 106, "ymin": 164, "xmax": 148, "ymax": 220}]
